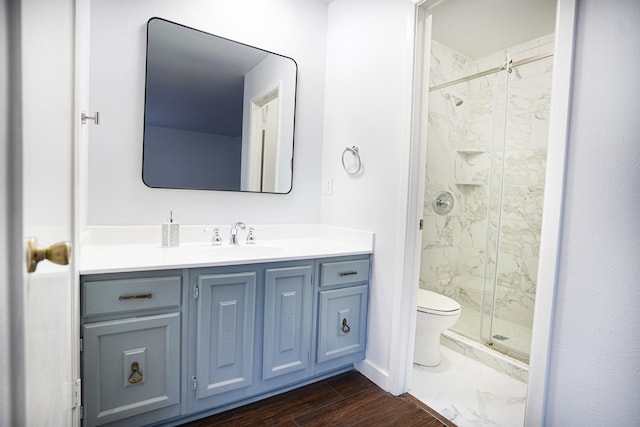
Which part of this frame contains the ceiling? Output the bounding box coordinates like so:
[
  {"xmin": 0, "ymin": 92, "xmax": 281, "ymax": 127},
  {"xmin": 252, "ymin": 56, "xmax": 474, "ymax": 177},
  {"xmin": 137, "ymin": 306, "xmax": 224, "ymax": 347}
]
[{"xmin": 430, "ymin": 0, "xmax": 557, "ymax": 59}]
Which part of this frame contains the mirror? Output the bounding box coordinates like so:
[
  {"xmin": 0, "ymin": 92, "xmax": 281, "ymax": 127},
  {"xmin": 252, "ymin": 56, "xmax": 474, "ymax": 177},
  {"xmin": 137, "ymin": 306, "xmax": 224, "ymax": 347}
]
[{"xmin": 142, "ymin": 18, "xmax": 297, "ymax": 193}]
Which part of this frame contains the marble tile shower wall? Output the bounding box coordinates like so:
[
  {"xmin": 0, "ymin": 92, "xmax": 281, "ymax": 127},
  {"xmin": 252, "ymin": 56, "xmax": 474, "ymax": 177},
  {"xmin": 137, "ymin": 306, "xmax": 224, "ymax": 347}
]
[{"xmin": 420, "ymin": 36, "xmax": 554, "ymax": 330}]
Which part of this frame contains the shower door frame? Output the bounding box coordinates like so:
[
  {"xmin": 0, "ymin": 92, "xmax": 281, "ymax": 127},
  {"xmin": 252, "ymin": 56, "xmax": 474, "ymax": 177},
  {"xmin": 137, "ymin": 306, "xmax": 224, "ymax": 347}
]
[{"xmin": 402, "ymin": 0, "xmax": 577, "ymax": 425}]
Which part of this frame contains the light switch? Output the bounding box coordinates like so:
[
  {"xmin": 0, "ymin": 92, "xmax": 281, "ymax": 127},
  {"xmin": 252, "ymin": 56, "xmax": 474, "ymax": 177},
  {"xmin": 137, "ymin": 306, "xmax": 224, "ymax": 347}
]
[{"xmin": 324, "ymin": 177, "xmax": 333, "ymax": 195}]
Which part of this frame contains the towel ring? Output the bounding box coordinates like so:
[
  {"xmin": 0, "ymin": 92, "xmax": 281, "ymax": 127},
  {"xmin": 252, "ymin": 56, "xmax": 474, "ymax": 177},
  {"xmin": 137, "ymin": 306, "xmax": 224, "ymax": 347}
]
[{"xmin": 341, "ymin": 146, "xmax": 362, "ymax": 175}]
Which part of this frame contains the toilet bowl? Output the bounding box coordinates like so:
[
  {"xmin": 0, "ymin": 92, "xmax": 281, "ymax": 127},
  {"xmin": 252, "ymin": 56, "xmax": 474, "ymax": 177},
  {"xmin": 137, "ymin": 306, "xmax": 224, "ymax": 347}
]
[{"xmin": 414, "ymin": 289, "xmax": 461, "ymax": 367}]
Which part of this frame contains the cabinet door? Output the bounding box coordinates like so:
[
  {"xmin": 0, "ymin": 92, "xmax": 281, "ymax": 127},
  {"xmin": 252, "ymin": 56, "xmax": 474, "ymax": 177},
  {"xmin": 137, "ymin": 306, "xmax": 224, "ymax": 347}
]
[
  {"xmin": 263, "ymin": 265, "xmax": 313, "ymax": 380},
  {"xmin": 195, "ymin": 271, "xmax": 256, "ymax": 400},
  {"xmin": 82, "ymin": 313, "xmax": 180, "ymax": 426},
  {"xmin": 318, "ymin": 285, "xmax": 368, "ymax": 363}
]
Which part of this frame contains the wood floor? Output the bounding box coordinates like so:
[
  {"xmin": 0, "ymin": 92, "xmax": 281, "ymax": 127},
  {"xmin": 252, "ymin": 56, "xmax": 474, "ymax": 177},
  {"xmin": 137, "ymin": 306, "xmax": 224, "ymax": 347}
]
[{"xmin": 181, "ymin": 370, "xmax": 456, "ymax": 427}]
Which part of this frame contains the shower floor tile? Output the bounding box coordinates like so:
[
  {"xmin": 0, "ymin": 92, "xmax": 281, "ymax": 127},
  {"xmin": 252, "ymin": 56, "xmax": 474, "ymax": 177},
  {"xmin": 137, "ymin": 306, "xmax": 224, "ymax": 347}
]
[
  {"xmin": 410, "ymin": 345, "xmax": 527, "ymax": 427},
  {"xmin": 452, "ymin": 301, "xmax": 532, "ymax": 358}
]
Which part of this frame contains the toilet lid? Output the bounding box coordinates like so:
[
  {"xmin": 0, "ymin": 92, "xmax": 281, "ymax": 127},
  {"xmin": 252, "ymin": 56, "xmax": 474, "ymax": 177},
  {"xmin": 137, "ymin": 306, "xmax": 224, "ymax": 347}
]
[{"xmin": 417, "ymin": 289, "xmax": 461, "ymax": 314}]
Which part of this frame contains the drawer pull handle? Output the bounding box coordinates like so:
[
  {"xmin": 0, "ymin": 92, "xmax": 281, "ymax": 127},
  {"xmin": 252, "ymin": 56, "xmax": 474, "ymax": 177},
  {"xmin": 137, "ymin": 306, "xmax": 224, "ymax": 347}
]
[
  {"xmin": 341, "ymin": 318, "xmax": 351, "ymax": 334},
  {"xmin": 339, "ymin": 271, "xmax": 358, "ymax": 277},
  {"xmin": 119, "ymin": 293, "xmax": 153, "ymax": 301},
  {"xmin": 128, "ymin": 361, "xmax": 144, "ymax": 384}
]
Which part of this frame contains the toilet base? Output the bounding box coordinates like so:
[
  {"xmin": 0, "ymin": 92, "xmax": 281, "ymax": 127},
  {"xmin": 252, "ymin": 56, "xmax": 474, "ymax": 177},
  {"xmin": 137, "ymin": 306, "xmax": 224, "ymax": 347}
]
[
  {"xmin": 414, "ymin": 290, "xmax": 461, "ymax": 367},
  {"xmin": 413, "ymin": 310, "xmax": 459, "ymax": 367},
  {"xmin": 413, "ymin": 329, "xmax": 443, "ymax": 367}
]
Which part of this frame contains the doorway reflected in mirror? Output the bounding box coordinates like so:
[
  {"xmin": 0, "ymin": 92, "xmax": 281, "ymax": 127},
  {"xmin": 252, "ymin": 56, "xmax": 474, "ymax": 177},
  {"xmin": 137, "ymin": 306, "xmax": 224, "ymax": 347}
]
[{"xmin": 142, "ymin": 18, "xmax": 297, "ymax": 193}]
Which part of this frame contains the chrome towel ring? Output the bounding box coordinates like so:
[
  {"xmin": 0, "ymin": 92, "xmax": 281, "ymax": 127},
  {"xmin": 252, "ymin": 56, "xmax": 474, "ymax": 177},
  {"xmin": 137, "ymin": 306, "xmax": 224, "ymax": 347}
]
[{"xmin": 341, "ymin": 146, "xmax": 362, "ymax": 175}]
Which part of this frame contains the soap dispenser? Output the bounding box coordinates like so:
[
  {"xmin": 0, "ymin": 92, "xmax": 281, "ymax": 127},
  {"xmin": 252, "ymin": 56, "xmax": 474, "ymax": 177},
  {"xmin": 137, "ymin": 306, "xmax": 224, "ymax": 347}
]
[{"xmin": 162, "ymin": 210, "xmax": 180, "ymax": 247}]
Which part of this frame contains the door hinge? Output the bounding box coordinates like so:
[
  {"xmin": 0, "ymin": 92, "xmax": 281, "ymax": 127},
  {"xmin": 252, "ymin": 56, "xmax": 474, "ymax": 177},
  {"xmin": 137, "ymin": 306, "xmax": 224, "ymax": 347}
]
[
  {"xmin": 192, "ymin": 376, "xmax": 198, "ymax": 391},
  {"xmin": 307, "ymin": 347, "xmax": 311, "ymax": 362},
  {"xmin": 193, "ymin": 284, "xmax": 199, "ymax": 300},
  {"xmin": 419, "ymin": 218, "xmax": 424, "ymax": 230},
  {"xmin": 72, "ymin": 379, "xmax": 81, "ymax": 409},
  {"xmin": 79, "ymin": 338, "xmax": 83, "ymax": 352}
]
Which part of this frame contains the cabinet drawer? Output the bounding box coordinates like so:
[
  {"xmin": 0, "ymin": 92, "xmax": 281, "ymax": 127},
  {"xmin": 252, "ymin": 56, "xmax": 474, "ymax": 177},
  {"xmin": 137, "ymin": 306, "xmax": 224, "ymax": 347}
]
[
  {"xmin": 83, "ymin": 275, "xmax": 181, "ymax": 317},
  {"xmin": 320, "ymin": 259, "xmax": 370, "ymax": 287}
]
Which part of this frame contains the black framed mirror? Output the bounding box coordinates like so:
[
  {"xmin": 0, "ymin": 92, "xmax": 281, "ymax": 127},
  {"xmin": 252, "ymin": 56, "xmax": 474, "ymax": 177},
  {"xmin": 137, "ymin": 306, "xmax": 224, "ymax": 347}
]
[{"xmin": 142, "ymin": 18, "xmax": 297, "ymax": 193}]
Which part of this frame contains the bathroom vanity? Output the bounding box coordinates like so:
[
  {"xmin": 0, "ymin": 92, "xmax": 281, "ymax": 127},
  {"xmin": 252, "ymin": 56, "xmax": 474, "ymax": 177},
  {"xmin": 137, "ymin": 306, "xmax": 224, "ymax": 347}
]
[{"xmin": 79, "ymin": 225, "xmax": 373, "ymax": 426}]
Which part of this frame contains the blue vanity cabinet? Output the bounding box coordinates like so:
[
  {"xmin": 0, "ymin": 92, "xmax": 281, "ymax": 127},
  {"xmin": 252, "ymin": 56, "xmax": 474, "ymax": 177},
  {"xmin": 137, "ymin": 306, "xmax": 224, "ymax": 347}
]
[
  {"xmin": 263, "ymin": 264, "xmax": 313, "ymax": 382},
  {"xmin": 316, "ymin": 257, "xmax": 370, "ymax": 374},
  {"xmin": 80, "ymin": 271, "xmax": 185, "ymax": 427},
  {"xmin": 187, "ymin": 266, "xmax": 257, "ymax": 412},
  {"xmin": 187, "ymin": 261, "xmax": 315, "ymax": 414},
  {"xmin": 80, "ymin": 255, "xmax": 370, "ymax": 425}
]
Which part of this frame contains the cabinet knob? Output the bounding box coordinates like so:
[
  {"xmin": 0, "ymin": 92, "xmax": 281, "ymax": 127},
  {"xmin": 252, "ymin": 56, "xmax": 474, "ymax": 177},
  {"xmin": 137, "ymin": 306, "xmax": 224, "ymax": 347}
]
[
  {"xmin": 341, "ymin": 318, "xmax": 351, "ymax": 334},
  {"xmin": 128, "ymin": 361, "xmax": 144, "ymax": 384}
]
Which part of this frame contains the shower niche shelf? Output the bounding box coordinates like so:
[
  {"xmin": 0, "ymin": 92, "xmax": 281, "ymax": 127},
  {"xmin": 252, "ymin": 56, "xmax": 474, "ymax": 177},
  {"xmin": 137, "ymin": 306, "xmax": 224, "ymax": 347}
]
[
  {"xmin": 455, "ymin": 149, "xmax": 486, "ymax": 154},
  {"xmin": 454, "ymin": 151, "xmax": 489, "ymax": 185}
]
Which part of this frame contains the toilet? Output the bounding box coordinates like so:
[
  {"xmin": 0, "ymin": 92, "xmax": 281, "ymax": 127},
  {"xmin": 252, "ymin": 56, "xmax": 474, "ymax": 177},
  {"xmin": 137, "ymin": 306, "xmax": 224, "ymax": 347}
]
[{"xmin": 414, "ymin": 289, "xmax": 461, "ymax": 367}]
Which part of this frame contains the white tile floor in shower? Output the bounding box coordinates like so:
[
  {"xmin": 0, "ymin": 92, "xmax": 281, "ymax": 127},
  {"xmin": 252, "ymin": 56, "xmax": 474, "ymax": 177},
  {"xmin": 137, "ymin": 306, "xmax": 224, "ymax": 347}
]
[
  {"xmin": 453, "ymin": 301, "xmax": 533, "ymax": 359},
  {"xmin": 410, "ymin": 345, "xmax": 527, "ymax": 427}
]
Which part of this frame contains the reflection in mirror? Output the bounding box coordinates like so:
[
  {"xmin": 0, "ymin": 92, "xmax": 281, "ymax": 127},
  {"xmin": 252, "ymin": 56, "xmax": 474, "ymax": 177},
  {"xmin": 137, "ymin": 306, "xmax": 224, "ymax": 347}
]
[{"xmin": 142, "ymin": 18, "xmax": 297, "ymax": 193}]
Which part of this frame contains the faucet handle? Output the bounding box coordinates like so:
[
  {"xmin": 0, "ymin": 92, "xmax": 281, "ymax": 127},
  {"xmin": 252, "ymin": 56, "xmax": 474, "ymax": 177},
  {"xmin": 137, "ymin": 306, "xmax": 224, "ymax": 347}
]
[
  {"xmin": 246, "ymin": 227, "xmax": 256, "ymax": 245},
  {"xmin": 212, "ymin": 228, "xmax": 223, "ymax": 246},
  {"xmin": 204, "ymin": 227, "xmax": 223, "ymax": 246}
]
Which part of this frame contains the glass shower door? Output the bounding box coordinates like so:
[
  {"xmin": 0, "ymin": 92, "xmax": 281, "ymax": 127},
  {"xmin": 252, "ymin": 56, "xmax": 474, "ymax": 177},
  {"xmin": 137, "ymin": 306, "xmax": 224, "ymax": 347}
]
[
  {"xmin": 480, "ymin": 56, "xmax": 554, "ymax": 360},
  {"xmin": 421, "ymin": 69, "xmax": 502, "ymax": 345}
]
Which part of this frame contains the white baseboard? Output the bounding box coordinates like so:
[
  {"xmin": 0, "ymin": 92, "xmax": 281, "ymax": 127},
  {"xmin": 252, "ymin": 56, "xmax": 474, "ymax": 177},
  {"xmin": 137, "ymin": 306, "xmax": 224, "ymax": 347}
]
[{"xmin": 354, "ymin": 359, "xmax": 390, "ymax": 392}]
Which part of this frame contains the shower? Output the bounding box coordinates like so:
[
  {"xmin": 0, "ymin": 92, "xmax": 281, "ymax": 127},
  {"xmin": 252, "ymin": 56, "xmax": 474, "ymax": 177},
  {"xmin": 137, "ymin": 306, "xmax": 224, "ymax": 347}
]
[
  {"xmin": 444, "ymin": 93, "xmax": 463, "ymax": 106},
  {"xmin": 420, "ymin": 37, "xmax": 555, "ymax": 362}
]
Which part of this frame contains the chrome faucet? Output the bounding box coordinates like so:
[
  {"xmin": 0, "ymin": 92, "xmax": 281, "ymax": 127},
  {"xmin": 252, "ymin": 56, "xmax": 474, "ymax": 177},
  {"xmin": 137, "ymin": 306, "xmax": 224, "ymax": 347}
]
[{"xmin": 230, "ymin": 221, "xmax": 246, "ymax": 245}]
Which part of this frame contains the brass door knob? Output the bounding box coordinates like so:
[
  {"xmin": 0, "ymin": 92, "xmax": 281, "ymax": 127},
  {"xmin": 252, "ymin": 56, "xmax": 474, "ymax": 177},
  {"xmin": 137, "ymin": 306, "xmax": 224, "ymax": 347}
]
[{"xmin": 26, "ymin": 238, "xmax": 72, "ymax": 273}]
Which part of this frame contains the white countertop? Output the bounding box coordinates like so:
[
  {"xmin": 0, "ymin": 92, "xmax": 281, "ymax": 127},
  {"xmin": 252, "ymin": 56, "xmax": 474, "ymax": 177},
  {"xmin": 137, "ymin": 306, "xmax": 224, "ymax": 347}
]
[{"xmin": 79, "ymin": 224, "xmax": 374, "ymax": 275}]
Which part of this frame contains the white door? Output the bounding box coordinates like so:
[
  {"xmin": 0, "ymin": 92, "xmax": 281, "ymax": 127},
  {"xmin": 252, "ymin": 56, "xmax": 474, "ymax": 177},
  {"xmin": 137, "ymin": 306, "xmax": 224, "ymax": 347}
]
[
  {"xmin": 260, "ymin": 97, "xmax": 279, "ymax": 193},
  {"xmin": 19, "ymin": 0, "xmax": 77, "ymax": 425},
  {"xmin": 248, "ymin": 90, "xmax": 280, "ymax": 192}
]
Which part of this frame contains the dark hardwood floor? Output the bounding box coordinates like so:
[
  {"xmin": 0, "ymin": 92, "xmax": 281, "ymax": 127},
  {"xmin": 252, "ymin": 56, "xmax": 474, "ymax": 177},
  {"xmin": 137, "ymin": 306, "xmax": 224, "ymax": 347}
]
[{"xmin": 181, "ymin": 370, "xmax": 456, "ymax": 427}]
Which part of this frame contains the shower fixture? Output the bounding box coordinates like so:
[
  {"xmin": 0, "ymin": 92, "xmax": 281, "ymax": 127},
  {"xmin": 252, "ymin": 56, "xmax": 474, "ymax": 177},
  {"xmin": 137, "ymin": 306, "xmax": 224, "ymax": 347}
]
[{"xmin": 444, "ymin": 93, "xmax": 463, "ymax": 106}]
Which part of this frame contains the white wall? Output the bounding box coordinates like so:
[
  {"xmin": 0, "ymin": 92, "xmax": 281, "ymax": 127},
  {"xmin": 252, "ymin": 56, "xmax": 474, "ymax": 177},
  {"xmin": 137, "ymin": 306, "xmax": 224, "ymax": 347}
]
[
  {"xmin": 544, "ymin": 0, "xmax": 640, "ymax": 424},
  {"xmin": 84, "ymin": 0, "xmax": 327, "ymax": 226},
  {"xmin": 321, "ymin": 0, "xmax": 417, "ymax": 390}
]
